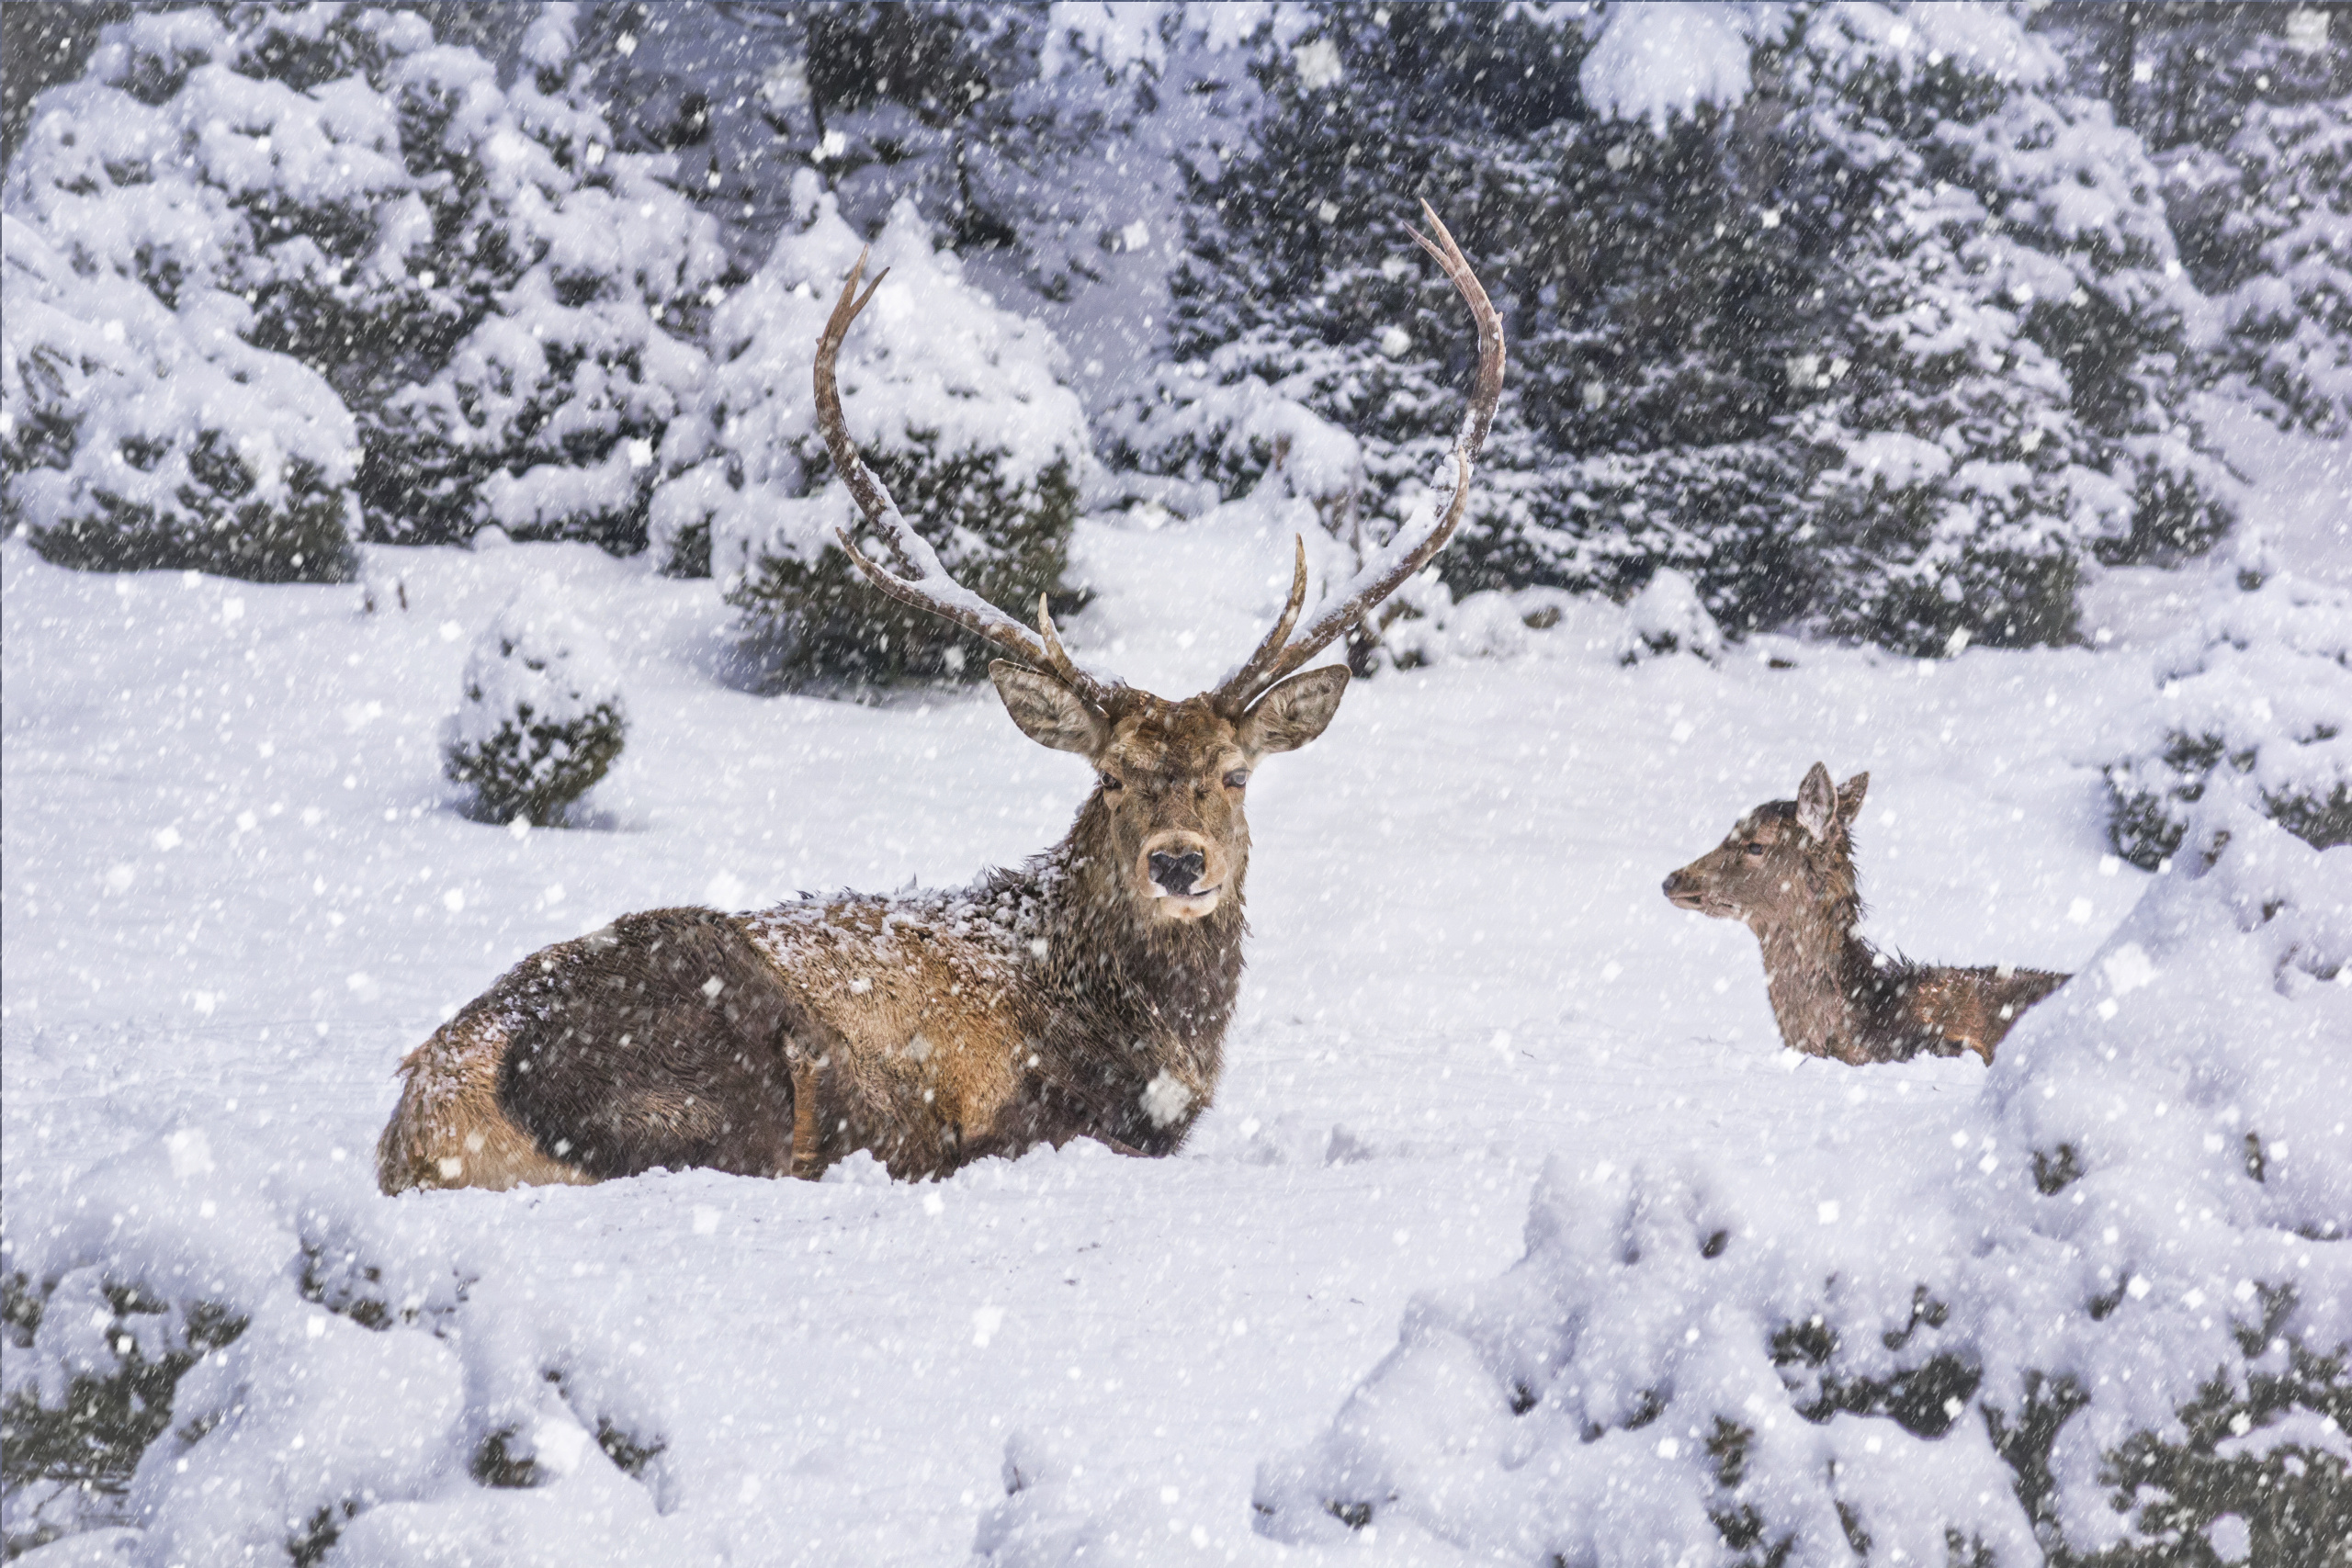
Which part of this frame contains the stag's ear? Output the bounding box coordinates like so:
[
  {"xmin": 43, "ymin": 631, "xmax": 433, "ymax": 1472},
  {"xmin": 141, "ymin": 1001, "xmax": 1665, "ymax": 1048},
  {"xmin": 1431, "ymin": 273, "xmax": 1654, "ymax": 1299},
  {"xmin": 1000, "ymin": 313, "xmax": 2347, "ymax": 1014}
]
[
  {"xmin": 1837, "ymin": 772, "xmax": 1870, "ymax": 825},
  {"xmin": 990, "ymin": 661, "xmax": 1107, "ymax": 756},
  {"xmin": 1238, "ymin": 666, "xmax": 1349, "ymax": 758},
  {"xmin": 1796, "ymin": 762, "xmax": 1839, "ymax": 840}
]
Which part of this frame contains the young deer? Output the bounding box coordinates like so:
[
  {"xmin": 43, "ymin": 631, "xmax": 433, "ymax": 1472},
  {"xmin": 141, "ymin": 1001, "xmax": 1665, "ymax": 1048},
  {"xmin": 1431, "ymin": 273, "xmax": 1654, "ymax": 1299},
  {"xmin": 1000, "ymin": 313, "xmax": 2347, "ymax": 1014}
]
[
  {"xmin": 377, "ymin": 203, "xmax": 1503, "ymax": 1193},
  {"xmin": 1662, "ymin": 764, "xmax": 2067, "ymax": 1065}
]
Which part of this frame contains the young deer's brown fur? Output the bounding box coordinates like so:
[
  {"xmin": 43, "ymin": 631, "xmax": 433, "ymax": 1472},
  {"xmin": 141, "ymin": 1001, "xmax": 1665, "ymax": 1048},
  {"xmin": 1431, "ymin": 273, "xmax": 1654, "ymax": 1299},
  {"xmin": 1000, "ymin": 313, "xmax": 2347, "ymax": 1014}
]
[
  {"xmin": 378, "ymin": 203, "xmax": 1504, "ymax": 1193},
  {"xmin": 1662, "ymin": 764, "xmax": 2067, "ymax": 1065}
]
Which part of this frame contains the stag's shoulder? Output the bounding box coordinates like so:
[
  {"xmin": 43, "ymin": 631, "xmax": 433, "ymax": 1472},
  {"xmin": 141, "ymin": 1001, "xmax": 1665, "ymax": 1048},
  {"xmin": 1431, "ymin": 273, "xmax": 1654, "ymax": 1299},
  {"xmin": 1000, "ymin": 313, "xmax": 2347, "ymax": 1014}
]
[{"xmin": 735, "ymin": 863, "xmax": 1055, "ymax": 982}]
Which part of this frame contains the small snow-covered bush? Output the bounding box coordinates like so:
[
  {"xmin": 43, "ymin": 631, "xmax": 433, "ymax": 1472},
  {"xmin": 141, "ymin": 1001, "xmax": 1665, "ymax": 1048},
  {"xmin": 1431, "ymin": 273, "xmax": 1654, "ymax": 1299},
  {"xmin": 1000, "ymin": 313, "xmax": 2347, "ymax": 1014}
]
[
  {"xmin": 1616, "ymin": 568, "xmax": 1724, "ymax": 665},
  {"xmin": 2105, "ymin": 565, "xmax": 2352, "ymax": 871},
  {"xmin": 440, "ymin": 577, "xmax": 628, "ymax": 826},
  {"xmin": 654, "ymin": 184, "xmax": 1085, "ymax": 687},
  {"xmin": 1251, "ymin": 803, "xmax": 2352, "ymax": 1565}
]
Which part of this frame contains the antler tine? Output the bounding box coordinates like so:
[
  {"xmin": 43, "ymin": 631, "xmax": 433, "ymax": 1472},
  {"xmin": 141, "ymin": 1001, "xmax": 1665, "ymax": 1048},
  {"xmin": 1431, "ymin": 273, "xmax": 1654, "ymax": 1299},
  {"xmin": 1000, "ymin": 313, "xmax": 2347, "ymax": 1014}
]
[
  {"xmin": 1406, "ymin": 197, "xmax": 1505, "ymax": 461},
  {"xmin": 814, "ymin": 249, "xmax": 1125, "ymax": 711},
  {"xmin": 1034, "ymin": 592, "xmax": 1110, "ymax": 703},
  {"xmin": 1209, "ymin": 535, "xmax": 1309, "ymax": 717},
  {"xmin": 1209, "ymin": 198, "xmax": 1507, "ymax": 715}
]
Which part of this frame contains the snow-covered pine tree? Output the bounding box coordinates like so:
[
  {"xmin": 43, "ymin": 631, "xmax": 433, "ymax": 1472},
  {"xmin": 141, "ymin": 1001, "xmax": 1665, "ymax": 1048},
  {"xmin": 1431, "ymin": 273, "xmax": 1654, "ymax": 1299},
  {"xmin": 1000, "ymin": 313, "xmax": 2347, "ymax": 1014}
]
[
  {"xmin": 1921, "ymin": 22, "xmax": 2235, "ymax": 573},
  {"xmin": 0, "ymin": 5, "xmax": 390, "ymax": 581},
  {"xmin": 441, "ymin": 574, "xmax": 629, "ymax": 827},
  {"xmin": 1146, "ymin": 4, "xmax": 1847, "ymax": 636},
  {"xmin": 2047, "ymin": 4, "xmax": 2352, "ymax": 435},
  {"xmin": 652, "ymin": 180, "xmax": 1087, "ymax": 688},
  {"xmin": 357, "ymin": 3, "xmax": 722, "ymax": 551},
  {"xmin": 770, "ymin": 3, "xmax": 1201, "ymax": 299},
  {"xmin": 2218, "ymin": 90, "xmax": 2352, "ymax": 434},
  {"xmin": 1790, "ymin": 6, "xmax": 2113, "ymax": 652},
  {"xmin": 1155, "ymin": 3, "xmax": 2240, "ymax": 654},
  {"xmin": 2183, "ymin": 12, "xmax": 2352, "ymax": 435}
]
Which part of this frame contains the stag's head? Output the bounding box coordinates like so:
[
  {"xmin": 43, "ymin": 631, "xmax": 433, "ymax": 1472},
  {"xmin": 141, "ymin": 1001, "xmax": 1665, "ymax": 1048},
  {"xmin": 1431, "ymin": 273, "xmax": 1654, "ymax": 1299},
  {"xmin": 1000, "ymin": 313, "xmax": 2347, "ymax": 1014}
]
[
  {"xmin": 1663, "ymin": 763, "xmax": 1870, "ymax": 929},
  {"xmin": 991, "ymin": 655, "xmax": 1350, "ymax": 921},
  {"xmin": 811, "ymin": 201, "xmax": 1504, "ymax": 927}
]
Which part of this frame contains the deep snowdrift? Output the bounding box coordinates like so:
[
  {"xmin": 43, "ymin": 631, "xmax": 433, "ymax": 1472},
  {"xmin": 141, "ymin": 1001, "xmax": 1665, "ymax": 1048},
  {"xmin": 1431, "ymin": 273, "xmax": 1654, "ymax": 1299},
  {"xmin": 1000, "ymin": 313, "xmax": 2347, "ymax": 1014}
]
[{"xmin": 5, "ymin": 446, "xmax": 2345, "ymax": 1564}]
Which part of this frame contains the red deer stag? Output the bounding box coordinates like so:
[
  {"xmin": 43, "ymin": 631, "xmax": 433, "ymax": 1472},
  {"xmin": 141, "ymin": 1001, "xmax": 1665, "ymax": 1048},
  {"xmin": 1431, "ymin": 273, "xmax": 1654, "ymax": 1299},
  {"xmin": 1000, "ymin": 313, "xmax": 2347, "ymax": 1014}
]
[
  {"xmin": 1662, "ymin": 764, "xmax": 2067, "ymax": 1065},
  {"xmin": 377, "ymin": 203, "xmax": 1504, "ymax": 1193}
]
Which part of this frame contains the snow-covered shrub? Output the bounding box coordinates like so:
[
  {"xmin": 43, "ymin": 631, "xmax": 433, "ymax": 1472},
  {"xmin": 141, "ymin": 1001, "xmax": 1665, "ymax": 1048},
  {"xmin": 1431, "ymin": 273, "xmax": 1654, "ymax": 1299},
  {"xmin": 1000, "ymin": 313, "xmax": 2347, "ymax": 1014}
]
[
  {"xmin": 440, "ymin": 577, "xmax": 628, "ymax": 826},
  {"xmin": 1, "ymin": 1267, "xmax": 249, "ymax": 1553},
  {"xmin": 2210, "ymin": 86, "xmax": 2352, "ymax": 437},
  {"xmin": 358, "ymin": 6, "xmax": 721, "ymax": 551},
  {"xmin": 3, "ymin": 3, "xmax": 432, "ymax": 378},
  {"xmin": 1253, "ymin": 806, "xmax": 2352, "ymax": 1563},
  {"xmin": 655, "ymin": 183, "xmax": 1086, "ymax": 687},
  {"xmin": 0, "ymin": 5, "xmax": 398, "ymax": 584},
  {"xmin": 1, "ymin": 215, "xmax": 359, "ymax": 583},
  {"xmin": 2105, "ymin": 566, "xmax": 2352, "ymax": 872},
  {"xmin": 3, "ymin": 3, "xmax": 717, "ymax": 560},
  {"xmin": 1616, "ymin": 568, "xmax": 1724, "ymax": 665},
  {"xmin": 1111, "ymin": 373, "xmax": 1364, "ymax": 527}
]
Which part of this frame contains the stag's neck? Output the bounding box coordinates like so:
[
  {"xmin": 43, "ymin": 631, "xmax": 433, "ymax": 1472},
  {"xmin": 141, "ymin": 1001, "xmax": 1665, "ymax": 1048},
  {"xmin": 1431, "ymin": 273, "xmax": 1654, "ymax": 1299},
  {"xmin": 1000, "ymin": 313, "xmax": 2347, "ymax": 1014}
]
[
  {"xmin": 1023, "ymin": 817, "xmax": 1247, "ymax": 1064},
  {"xmin": 1752, "ymin": 890, "xmax": 1884, "ymax": 1063}
]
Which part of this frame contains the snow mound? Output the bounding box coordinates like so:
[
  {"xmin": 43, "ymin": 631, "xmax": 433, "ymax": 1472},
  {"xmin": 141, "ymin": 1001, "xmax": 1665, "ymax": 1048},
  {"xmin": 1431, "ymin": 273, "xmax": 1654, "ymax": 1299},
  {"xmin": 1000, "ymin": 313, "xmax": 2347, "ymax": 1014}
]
[{"xmin": 1252, "ymin": 808, "xmax": 2351, "ymax": 1563}]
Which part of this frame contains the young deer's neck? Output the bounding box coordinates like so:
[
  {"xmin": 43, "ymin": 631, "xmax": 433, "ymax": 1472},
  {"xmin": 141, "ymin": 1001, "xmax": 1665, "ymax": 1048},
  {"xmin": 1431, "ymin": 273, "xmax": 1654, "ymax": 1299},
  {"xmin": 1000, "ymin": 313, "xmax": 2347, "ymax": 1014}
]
[{"xmin": 1749, "ymin": 867, "xmax": 1876, "ymax": 1060}]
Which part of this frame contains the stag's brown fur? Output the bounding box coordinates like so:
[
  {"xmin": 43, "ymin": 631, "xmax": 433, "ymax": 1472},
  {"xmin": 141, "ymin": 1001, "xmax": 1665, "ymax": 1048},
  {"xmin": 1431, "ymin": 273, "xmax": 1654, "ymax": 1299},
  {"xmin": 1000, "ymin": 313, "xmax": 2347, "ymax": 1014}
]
[{"xmin": 1662, "ymin": 764, "xmax": 2067, "ymax": 1065}]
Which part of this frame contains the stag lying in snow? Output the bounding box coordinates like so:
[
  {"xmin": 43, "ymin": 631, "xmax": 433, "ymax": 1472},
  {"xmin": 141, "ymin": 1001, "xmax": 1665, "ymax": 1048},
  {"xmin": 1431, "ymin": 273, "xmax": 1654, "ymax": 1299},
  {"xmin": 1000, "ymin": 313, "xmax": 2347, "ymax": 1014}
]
[
  {"xmin": 1662, "ymin": 764, "xmax": 2067, "ymax": 1065},
  {"xmin": 377, "ymin": 203, "xmax": 1504, "ymax": 1193}
]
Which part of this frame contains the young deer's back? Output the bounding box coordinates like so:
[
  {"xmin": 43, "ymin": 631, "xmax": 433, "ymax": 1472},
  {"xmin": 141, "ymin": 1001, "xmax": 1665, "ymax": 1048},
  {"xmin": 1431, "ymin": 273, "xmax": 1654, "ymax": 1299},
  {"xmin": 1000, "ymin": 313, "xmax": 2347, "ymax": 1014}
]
[{"xmin": 1662, "ymin": 765, "xmax": 2067, "ymax": 1064}]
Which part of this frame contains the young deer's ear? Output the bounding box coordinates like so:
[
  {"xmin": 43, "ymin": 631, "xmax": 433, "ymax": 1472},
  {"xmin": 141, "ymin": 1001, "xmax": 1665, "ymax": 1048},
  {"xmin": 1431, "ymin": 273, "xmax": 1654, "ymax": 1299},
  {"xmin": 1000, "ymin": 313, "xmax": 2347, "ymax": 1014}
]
[
  {"xmin": 1237, "ymin": 666, "xmax": 1349, "ymax": 759},
  {"xmin": 1837, "ymin": 772, "xmax": 1870, "ymax": 825},
  {"xmin": 1796, "ymin": 761, "xmax": 1839, "ymax": 840},
  {"xmin": 990, "ymin": 661, "xmax": 1107, "ymax": 756}
]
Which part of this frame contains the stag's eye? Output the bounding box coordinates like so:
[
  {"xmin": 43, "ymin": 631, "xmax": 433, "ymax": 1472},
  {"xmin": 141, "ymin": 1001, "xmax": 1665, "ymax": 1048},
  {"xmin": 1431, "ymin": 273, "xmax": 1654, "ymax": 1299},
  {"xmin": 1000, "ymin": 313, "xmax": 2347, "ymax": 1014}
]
[
  {"xmin": 1223, "ymin": 769, "xmax": 1249, "ymax": 790},
  {"xmin": 1744, "ymin": 842, "xmax": 1767, "ymax": 857},
  {"xmin": 1100, "ymin": 774, "xmax": 1124, "ymax": 794}
]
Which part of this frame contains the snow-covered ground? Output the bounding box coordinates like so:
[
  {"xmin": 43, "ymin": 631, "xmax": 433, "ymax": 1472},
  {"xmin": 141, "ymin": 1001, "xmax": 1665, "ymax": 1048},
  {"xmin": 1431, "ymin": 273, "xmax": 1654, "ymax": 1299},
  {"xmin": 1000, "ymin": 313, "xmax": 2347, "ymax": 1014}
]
[{"xmin": 4, "ymin": 420, "xmax": 2346, "ymax": 1564}]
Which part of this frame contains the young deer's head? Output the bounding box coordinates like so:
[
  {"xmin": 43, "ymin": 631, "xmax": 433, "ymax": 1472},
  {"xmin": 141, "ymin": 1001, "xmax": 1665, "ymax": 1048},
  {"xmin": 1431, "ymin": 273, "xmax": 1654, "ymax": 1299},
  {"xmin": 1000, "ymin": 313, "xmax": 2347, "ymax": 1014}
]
[
  {"xmin": 1663, "ymin": 762, "xmax": 1870, "ymax": 931},
  {"xmin": 812, "ymin": 202, "xmax": 1504, "ymax": 930}
]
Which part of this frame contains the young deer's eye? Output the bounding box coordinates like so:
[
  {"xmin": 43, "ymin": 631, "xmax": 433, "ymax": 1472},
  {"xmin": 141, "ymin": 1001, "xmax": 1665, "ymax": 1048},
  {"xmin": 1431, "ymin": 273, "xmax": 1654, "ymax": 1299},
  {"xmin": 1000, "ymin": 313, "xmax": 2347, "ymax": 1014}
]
[
  {"xmin": 1223, "ymin": 769, "xmax": 1249, "ymax": 790},
  {"xmin": 1744, "ymin": 842, "xmax": 1767, "ymax": 857},
  {"xmin": 1100, "ymin": 775, "xmax": 1123, "ymax": 794}
]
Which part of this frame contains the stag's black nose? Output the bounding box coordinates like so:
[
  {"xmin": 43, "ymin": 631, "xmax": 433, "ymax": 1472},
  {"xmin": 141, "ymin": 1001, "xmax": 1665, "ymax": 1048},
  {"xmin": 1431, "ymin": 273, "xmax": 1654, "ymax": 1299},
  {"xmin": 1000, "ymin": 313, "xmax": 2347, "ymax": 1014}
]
[
  {"xmin": 1662, "ymin": 872, "xmax": 1687, "ymax": 901},
  {"xmin": 1149, "ymin": 850, "xmax": 1207, "ymax": 895}
]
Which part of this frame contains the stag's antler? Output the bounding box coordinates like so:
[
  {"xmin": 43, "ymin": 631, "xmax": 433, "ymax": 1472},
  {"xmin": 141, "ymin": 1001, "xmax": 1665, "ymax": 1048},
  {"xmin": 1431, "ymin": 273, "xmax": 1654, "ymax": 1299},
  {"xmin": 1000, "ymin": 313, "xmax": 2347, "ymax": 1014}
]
[
  {"xmin": 815, "ymin": 249, "xmax": 1126, "ymax": 714},
  {"xmin": 1208, "ymin": 198, "xmax": 1505, "ymax": 717}
]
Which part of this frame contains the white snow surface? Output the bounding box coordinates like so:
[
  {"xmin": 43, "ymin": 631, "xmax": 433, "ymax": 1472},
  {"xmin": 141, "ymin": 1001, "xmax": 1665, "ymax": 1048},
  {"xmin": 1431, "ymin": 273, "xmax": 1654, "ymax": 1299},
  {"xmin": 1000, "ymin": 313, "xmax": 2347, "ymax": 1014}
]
[{"xmin": 6, "ymin": 420, "xmax": 2350, "ymax": 1564}]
